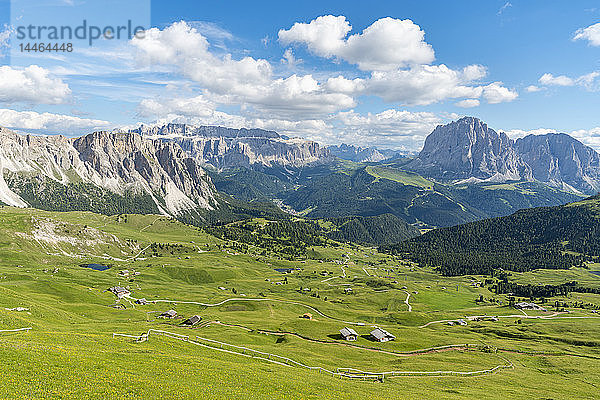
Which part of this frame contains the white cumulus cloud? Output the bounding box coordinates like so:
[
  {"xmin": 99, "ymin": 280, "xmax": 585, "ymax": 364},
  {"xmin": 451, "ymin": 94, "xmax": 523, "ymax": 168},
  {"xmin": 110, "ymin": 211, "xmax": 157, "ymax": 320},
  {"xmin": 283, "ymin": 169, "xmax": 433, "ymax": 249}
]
[
  {"xmin": 539, "ymin": 73, "xmax": 575, "ymax": 86},
  {"xmin": 130, "ymin": 19, "xmax": 518, "ymax": 131},
  {"xmin": 574, "ymin": 23, "xmax": 600, "ymax": 46},
  {"xmin": 364, "ymin": 65, "xmax": 516, "ymax": 106},
  {"xmin": 0, "ymin": 108, "xmax": 110, "ymax": 133},
  {"xmin": 137, "ymin": 95, "xmax": 248, "ymax": 128},
  {"xmin": 525, "ymin": 85, "xmax": 542, "ymax": 92},
  {"xmin": 333, "ymin": 109, "xmax": 441, "ymax": 148},
  {"xmin": 278, "ymin": 15, "xmax": 435, "ymax": 71},
  {"xmin": 134, "ymin": 102, "xmax": 332, "ymax": 142},
  {"xmin": 455, "ymin": 99, "xmax": 480, "ymax": 108},
  {"xmin": 132, "ymin": 21, "xmax": 355, "ymax": 120},
  {"xmin": 482, "ymin": 82, "xmax": 518, "ymax": 104},
  {"xmin": 539, "ymin": 72, "xmax": 600, "ymax": 90},
  {"xmin": 0, "ymin": 65, "xmax": 71, "ymax": 104},
  {"xmin": 281, "ymin": 48, "xmax": 302, "ymax": 68}
]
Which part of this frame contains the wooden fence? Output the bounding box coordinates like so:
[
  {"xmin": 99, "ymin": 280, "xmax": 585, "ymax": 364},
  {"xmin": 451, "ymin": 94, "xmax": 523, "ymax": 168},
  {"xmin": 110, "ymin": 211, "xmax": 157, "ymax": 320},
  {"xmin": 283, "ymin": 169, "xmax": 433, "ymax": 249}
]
[
  {"xmin": 112, "ymin": 329, "xmax": 513, "ymax": 382},
  {"xmin": 0, "ymin": 327, "xmax": 32, "ymax": 334}
]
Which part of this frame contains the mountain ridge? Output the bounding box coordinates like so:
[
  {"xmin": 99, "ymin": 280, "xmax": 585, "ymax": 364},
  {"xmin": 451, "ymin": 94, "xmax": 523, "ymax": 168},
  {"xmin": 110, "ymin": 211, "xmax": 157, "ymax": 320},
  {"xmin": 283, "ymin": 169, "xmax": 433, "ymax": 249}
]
[
  {"xmin": 1, "ymin": 118, "xmax": 596, "ymax": 233},
  {"xmin": 406, "ymin": 117, "xmax": 600, "ymax": 195},
  {"xmin": 406, "ymin": 117, "xmax": 532, "ymax": 182},
  {"xmin": 0, "ymin": 127, "xmax": 218, "ymax": 217},
  {"xmin": 515, "ymin": 132, "xmax": 600, "ymax": 194},
  {"xmin": 383, "ymin": 194, "xmax": 600, "ymax": 275},
  {"xmin": 132, "ymin": 123, "xmax": 332, "ymax": 169}
]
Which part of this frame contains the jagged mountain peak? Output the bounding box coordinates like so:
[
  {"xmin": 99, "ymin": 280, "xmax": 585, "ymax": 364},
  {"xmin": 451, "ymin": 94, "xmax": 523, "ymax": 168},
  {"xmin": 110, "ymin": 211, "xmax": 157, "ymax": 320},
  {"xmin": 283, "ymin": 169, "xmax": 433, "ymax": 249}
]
[
  {"xmin": 405, "ymin": 117, "xmax": 600, "ymax": 195},
  {"xmin": 131, "ymin": 123, "xmax": 281, "ymax": 139},
  {"xmin": 129, "ymin": 123, "xmax": 330, "ymax": 169},
  {"xmin": 0, "ymin": 127, "xmax": 218, "ymax": 215},
  {"xmin": 515, "ymin": 132, "xmax": 600, "ymax": 194},
  {"xmin": 406, "ymin": 117, "xmax": 530, "ymax": 181},
  {"xmin": 437, "ymin": 116, "xmax": 513, "ymax": 145}
]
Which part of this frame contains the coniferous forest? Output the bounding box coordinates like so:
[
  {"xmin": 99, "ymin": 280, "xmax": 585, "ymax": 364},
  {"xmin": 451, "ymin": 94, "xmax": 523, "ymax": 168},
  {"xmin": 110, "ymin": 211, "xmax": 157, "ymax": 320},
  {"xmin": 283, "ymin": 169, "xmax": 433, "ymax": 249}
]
[{"xmin": 382, "ymin": 197, "xmax": 600, "ymax": 276}]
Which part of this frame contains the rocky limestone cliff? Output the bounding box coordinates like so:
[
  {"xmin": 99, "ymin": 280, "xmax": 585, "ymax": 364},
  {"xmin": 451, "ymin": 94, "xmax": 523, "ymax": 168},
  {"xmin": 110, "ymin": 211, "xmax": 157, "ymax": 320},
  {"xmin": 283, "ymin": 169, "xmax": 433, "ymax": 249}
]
[
  {"xmin": 0, "ymin": 128, "xmax": 91, "ymax": 207},
  {"xmin": 405, "ymin": 117, "xmax": 600, "ymax": 195},
  {"xmin": 515, "ymin": 133, "xmax": 600, "ymax": 194},
  {"xmin": 0, "ymin": 127, "xmax": 218, "ymax": 215},
  {"xmin": 406, "ymin": 117, "xmax": 532, "ymax": 181},
  {"xmin": 132, "ymin": 123, "xmax": 281, "ymax": 139},
  {"xmin": 132, "ymin": 123, "xmax": 331, "ymax": 169},
  {"xmin": 327, "ymin": 144, "xmax": 388, "ymax": 163}
]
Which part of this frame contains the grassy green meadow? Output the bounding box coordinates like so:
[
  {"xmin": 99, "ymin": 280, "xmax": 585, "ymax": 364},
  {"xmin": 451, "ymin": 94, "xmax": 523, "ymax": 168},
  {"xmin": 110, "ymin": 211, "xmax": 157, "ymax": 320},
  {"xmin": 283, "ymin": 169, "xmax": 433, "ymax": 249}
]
[{"xmin": 0, "ymin": 206, "xmax": 599, "ymax": 399}]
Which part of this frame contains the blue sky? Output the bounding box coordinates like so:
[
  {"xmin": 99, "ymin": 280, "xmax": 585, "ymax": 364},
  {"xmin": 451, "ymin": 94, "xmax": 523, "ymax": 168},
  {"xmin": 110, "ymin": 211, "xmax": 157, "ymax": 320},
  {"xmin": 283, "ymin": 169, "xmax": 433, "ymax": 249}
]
[{"xmin": 1, "ymin": 0, "xmax": 600, "ymax": 150}]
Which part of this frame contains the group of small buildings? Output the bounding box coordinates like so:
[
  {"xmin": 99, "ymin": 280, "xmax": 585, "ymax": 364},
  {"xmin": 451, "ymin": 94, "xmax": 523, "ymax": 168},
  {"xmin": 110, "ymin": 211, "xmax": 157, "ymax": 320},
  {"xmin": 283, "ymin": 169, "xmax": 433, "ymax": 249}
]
[
  {"xmin": 514, "ymin": 302, "xmax": 547, "ymax": 312},
  {"xmin": 338, "ymin": 326, "xmax": 396, "ymax": 343},
  {"xmin": 158, "ymin": 309, "xmax": 202, "ymax": 326},
  {"xmin": 108, "ymin": 286, "xmax": 131, "ymax": 298},
  {"xmin": 339, "ymin": 327, "xmax": 358, "ymax": 341},
  {"xmin": 118, "ymin": 269, "xmax": 140, "ymax": 278},
  {"xmin": 447, "ymin": 319, "xmax": 468, "ymax": 326},
  {"xmin": 370, "ymin": 327, "xmax": 396, "ymax": 342}
]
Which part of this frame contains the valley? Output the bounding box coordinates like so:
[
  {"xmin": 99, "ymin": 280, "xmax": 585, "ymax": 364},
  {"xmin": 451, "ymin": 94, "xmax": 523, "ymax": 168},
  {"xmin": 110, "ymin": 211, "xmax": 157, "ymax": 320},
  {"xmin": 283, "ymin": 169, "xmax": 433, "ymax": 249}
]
[
  {"xmin": 0, "ymin": 206, "xmax": 599, "ymax": 399},
  {"xmin": 1, "ymin": 117, "xmax": 600, "ymax": 399},
  {"xmin": 1, "ymin": 117, "xmax": 596, "ymax": 235},
  {"xmin": 2, "ymin": 2, "xmax": 599, "ymax": 398}
]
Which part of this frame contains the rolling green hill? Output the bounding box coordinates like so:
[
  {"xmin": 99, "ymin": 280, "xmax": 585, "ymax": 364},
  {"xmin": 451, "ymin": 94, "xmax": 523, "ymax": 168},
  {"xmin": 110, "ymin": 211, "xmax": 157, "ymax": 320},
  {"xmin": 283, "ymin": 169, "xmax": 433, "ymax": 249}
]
[
  {"xmin": 0, "ymin": 206, "xmax": 599, "ymax": 398},
  {"xmin": 282, "ymin": 167, "xmax": 583, "ymax": 229},
  {"xmin": 365, "ymin": 166, "xmax": 434, "ymax": 189},
  {"xmin": 383, "ymin": 195, "xmax": 600, "ymax": 276},
  {"xmin": 205, "ymin": 213, "xmax": 419, "ymax": 255},
  {"xmin": 325, "ymin": 214, "xmax": 420, "ymax": 245}
]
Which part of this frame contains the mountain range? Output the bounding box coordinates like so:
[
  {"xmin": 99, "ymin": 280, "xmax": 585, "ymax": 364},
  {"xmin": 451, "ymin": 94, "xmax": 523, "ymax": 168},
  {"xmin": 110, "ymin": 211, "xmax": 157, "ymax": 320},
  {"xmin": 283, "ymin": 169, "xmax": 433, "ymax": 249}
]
[
  {"xmin": 134, "ymin": 123, "xmax": 331, "ymax": 169},
  {"xmin": 514, "ymin": 132, "xmax": 600, "ymax": 194},
  {"xmin": 0, "ymin": 127, "xmax": 217, "ymax": 217},
  {"xmin": 1, "ymin": 116, "xmax": 599, "ymax": 235},
  {"xmin": 406, "ymin": 117, "xmax": 600, "ymax": 195},
  {"xmin": 327, "ymin": 144, "xmax": 407, "ymax": 163},
  {"xmin": 0, "ymin": 124, "xmax": 333, "ymax": 219}
]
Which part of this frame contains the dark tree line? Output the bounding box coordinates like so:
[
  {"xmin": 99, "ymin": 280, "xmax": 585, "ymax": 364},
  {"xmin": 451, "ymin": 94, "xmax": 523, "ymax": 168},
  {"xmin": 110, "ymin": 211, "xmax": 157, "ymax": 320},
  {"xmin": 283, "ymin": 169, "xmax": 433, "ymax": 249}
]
[
  {"xmin": 205, "ymin": 220, "xmax": 329, "ymax": 258},
  {"xmin": 494, "ymin": 280, "xmax": 600, "ymax": 298},
  {"xmin": 7, "ymin": 174, "xmax": 159, "ymax": 215},
  {"xmin": 326, "ymin": 214, "xmax": 418, "ymax": 245},
  {"xmin": 382, "ymin": 201, "xmax": 600, "ymax": 275}
]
